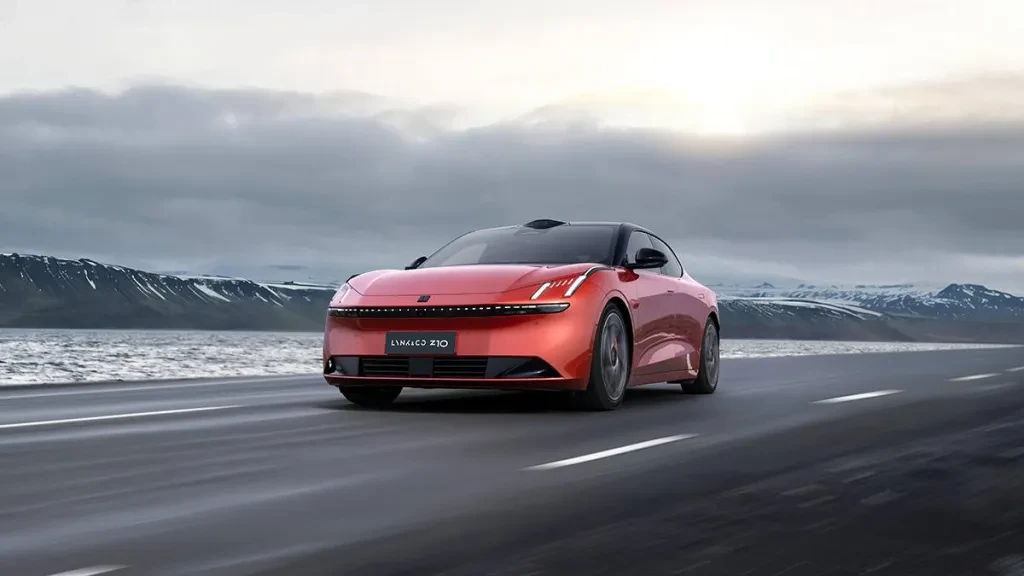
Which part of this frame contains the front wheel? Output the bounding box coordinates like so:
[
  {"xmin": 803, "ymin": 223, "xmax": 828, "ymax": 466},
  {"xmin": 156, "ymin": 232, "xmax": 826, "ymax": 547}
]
[
  {"xmin": 339, "ymin": 386, "xmax": 403, "ymax": 408},
  {"xmin": 682, "ymin": 320, "xmax": 719, "ymax": 395},
  {"xmin": 576, "ymin": 303, "xmax": 631, "ymax": 411}
]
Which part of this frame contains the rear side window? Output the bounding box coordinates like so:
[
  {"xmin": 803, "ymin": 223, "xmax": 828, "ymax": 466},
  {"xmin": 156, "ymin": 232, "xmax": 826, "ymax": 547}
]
[{"xmin": 419, "ymin": 225, "xmax": 618, "ymax": 267}]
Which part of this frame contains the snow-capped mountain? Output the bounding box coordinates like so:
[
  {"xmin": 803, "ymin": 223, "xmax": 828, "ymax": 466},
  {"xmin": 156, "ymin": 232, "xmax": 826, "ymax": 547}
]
[
  {"xmin": 0, "ymin": 253, "xmax": 337, "ymax": 331},
  {"xmin": 1, "ymin": 253, "xmax": 1022, "ymax": 342},
  {"xmin": 714, "ymin": 282, "xmax": 1024, "ymax": 323}
]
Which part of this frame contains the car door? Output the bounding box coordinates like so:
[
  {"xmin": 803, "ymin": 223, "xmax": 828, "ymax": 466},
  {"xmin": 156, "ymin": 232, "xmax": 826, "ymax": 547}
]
[
  {"xmin": 621, "ymin": 231, "xmax": 656, "ymax": 376},
  {"xmin": 625, "ymin": 232, "xmax": 687, "ymax": 378},
  {"xmin": 648, "ymin": 234, "xmax": 704, "ymax": 373}
]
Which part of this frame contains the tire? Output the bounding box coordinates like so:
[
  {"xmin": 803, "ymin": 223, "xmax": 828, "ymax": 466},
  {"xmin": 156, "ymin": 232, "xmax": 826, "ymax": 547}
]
[
  {"xmin": 576, "ymin": 303, "xmax": 631, "ymax": 411},
  {"xmin": 339, "ymin": 386, "xmax": 403, "ymax": 408},
  {"xmin": 682, "ymin": 319, "xmax": 720, "ymax": 395}
]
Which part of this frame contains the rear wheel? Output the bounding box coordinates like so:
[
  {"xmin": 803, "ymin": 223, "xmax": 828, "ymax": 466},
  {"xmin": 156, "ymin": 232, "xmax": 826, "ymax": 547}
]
[
  {"xmin": 339, "ymin": 386, "xmax": 403, "ymax": 408},
  {"xmin": 681, "ymin": 320, "xmax": 719, "ymax": 395},
  {"xmin": 576, "ymin": 304, "xmax": 631, "ymax": 411}
]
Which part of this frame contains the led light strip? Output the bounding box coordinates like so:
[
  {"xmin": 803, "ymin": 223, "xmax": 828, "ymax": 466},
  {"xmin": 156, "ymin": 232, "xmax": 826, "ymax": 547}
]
[
  {"xmin": 562, "ymin": 265, "xmax": 614, "ymax": 297},
  {"xmin": 326, "ymin": 303, "xmax": 569, "ymax": 317},
  {"xmin": 563, "ymin": 275, "xmax": 588, "ymax": 297},
  {"xmin": 530, "ymin": 282, "xmax": 552, "ymax": 300}
]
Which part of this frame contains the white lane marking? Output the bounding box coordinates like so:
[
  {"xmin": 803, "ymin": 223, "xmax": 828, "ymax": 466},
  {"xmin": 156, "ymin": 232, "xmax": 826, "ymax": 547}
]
[
  {"xmin": 1007, "ymin": 366, "xmax": 1024, "ymax": 373},
  {"xmin": 0, "ymin": 406, "xmax": 242, "ymax": 430},
  {"xmin": 524, "ymin": 434, "xmax": 698, "ymax": 471},
  {"xmin": 0, "ymin": 375, "xmax": 312, "ymax": 401},
  {"xmin": 813, "ymin": 390, "xmax": 903, "ymax": 404},
  {"xmin": 977, "ymin": 382, "xmax": 1016, "ymax": 392},
  {"xmin": 47, "ymin": 566, "xmax": 125, "ymax": 576},
  {"xmin": 950, "ymin": 373, "xmax": 1001, "ymax": 382}
]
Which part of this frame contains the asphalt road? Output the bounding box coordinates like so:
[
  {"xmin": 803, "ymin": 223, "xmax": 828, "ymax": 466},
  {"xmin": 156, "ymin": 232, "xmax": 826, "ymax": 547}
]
[{"xmin": 2, "ymin": 346, "xmax": 1024, "ymax": 576}]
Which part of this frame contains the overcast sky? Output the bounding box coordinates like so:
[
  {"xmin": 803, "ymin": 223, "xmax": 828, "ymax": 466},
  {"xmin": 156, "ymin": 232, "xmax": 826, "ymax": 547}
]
[{"xmin": 2, "ymin": 0, "xmax": 1024, "ymax": 291}]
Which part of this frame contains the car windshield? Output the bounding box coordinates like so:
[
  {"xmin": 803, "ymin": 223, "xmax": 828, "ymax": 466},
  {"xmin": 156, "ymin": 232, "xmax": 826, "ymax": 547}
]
[{"xmin": 418, "ymin": 225, "xmax": 617, "ymax": 268}]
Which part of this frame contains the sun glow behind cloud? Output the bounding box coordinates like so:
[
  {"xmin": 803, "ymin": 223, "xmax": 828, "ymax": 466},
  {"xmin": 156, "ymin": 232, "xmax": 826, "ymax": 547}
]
[{"xmin": 624, "ymin": 22, "xmax": 781, "ymax": 136}]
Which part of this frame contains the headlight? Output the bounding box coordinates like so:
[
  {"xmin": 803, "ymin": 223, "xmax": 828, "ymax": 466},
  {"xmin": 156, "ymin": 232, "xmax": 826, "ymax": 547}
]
[
  {"xmin": 329, "ymin": 282, "xmax": 353, "ymax": 307},
  {"xmin": 529, "ymin": 278, "xmax": 576, "ymax": 300},
  {"xmin": 530, "ymin": 266, "xmax": 614, "ymax": 299},
  {"xmin": 530, "ymin": 282, "xmax": 553, "ymax": 300},
  {"xmin": 563, "ymin": 275, "xmax": 589, "ymax": 297}
]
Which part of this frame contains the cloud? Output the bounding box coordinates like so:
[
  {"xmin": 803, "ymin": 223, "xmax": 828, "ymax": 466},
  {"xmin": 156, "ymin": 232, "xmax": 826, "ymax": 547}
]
[
  {"xmin": 793, "ymin": 73, "xmax": 1024, "ymax": 130},
  {"xmin": 2, "ymin": 82, "xmax": 1023, "ymax": 291}
]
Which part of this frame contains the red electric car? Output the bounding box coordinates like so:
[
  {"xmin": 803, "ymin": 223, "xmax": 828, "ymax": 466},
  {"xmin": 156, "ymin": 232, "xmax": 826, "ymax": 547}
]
[{"xmin": 323, "ymin": 219, "xmax": 720, "ymax": 410}]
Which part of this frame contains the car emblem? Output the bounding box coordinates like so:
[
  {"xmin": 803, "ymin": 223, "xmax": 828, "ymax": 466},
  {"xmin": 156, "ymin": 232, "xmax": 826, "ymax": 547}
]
[{"xmin": 417, "ymin": 295, "xmax": 430, "ymax": 302}]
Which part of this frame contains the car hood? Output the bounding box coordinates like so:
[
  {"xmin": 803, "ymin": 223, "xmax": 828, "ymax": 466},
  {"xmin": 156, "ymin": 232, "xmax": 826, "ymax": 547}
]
[{"xmin": 350, "ymin": 264, "xmax": 596, "ymax": 296}]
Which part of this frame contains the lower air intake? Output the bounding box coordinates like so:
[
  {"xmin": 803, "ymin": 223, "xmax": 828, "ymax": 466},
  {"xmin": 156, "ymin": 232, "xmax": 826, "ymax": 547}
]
[{"xmin": 326, "ymin": 356, "xmax": 560, "ymax": 379}]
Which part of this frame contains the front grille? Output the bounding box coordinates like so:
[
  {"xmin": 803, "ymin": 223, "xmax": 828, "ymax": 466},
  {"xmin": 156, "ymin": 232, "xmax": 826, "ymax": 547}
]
[
  {"xmin": 331, "ymin": 356, "xmax": 560, "ymax": 379},
  {"xmin": 327, "ymin": 303, "xmax": 569, "ymax": 319}
]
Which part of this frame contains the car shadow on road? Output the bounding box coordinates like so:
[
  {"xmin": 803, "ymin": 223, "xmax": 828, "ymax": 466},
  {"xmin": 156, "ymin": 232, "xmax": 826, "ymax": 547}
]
[{"xmin": 315, "ymin": 384, "xmax": 697, "ymax": 415}]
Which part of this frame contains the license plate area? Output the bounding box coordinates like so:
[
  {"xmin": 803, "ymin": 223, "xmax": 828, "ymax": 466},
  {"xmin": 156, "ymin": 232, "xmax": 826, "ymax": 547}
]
[{"xmin": 384, "ymin": 331, "xmax": 456, "ymax": 355}]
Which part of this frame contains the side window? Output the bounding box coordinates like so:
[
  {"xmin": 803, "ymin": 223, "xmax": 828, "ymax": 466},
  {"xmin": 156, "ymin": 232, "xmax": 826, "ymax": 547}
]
[
  {"xmin": 649, "ymin": 235, "xmax": 683, "ymax": 277},
  {"xmin": 624, "ymin": 231, "xmax": 653, "ymax": 266}
]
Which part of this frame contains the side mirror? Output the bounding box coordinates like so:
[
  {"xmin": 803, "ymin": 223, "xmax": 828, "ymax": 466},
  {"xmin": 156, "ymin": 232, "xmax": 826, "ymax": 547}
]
[
  {"xmin": 405, "ymin": 256, "xmax": 427, "ymax": 270},
  {"xmin": 626, "ymin": 247, "xmax": 668, "ymax": 270}
]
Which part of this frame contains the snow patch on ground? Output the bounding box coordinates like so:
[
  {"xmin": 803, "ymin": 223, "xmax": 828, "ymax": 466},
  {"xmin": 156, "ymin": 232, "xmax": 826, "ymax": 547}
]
[
  {"xmin": 261, "ymin": 282, "xmax": 337, "ymax": 292},
  {"xmin": 725, "ymin": 297, "xmax": 885, "ymax": 318},
  {"xmin": 145, "ymin": 280, "xmax": 167, "ymax": 300},
  {"xmin": 193, "ymin": 283, "xmax": 231, "ymax": 302}
]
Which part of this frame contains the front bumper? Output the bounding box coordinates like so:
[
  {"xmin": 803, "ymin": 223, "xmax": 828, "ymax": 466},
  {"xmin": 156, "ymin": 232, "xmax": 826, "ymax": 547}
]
[
  {"xmin": 322, "ymin": 294, "xmax": 601, "ymax": 392},
  {"xmin": 323, "ymin": 355, "xmax": 582, "ymax": 391}
]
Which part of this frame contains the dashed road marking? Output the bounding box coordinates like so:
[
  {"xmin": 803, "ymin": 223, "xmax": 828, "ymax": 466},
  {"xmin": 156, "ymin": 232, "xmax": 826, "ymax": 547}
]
[
  {"xmin": 0, "ymin": 406, "xmax": 242, "ymax": 430},
  {"xmin": 813, "ymin": 390, "xmax": 902, "ymax": 404},
  {"xmin": 47, "ymin": 566, "xmax": 125, "ymax": 576},
  {"xmin": 1007, "ymin": 366, "xmax": 1024, "ymax": 373},
  {"xmin": 976, "ymin": 382, "xmax": 1016, "ymax": 392},
  {"xmin": 524, "ymin": 434, "xmax": 699, "ymax": 470},
  {"xmin": 0, "ymin": 375, "xmax": 309, "ymax": 401},
  {"xmin": 950, "ymin": 373, "xmax": 1001, "ymax": 382}
]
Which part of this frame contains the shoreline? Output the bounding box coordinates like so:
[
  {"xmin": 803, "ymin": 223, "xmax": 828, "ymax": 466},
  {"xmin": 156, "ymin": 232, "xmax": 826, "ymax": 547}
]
[{"xmin": 2, "ymin": 339, "xmax": 1019, "ymax": 388}]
